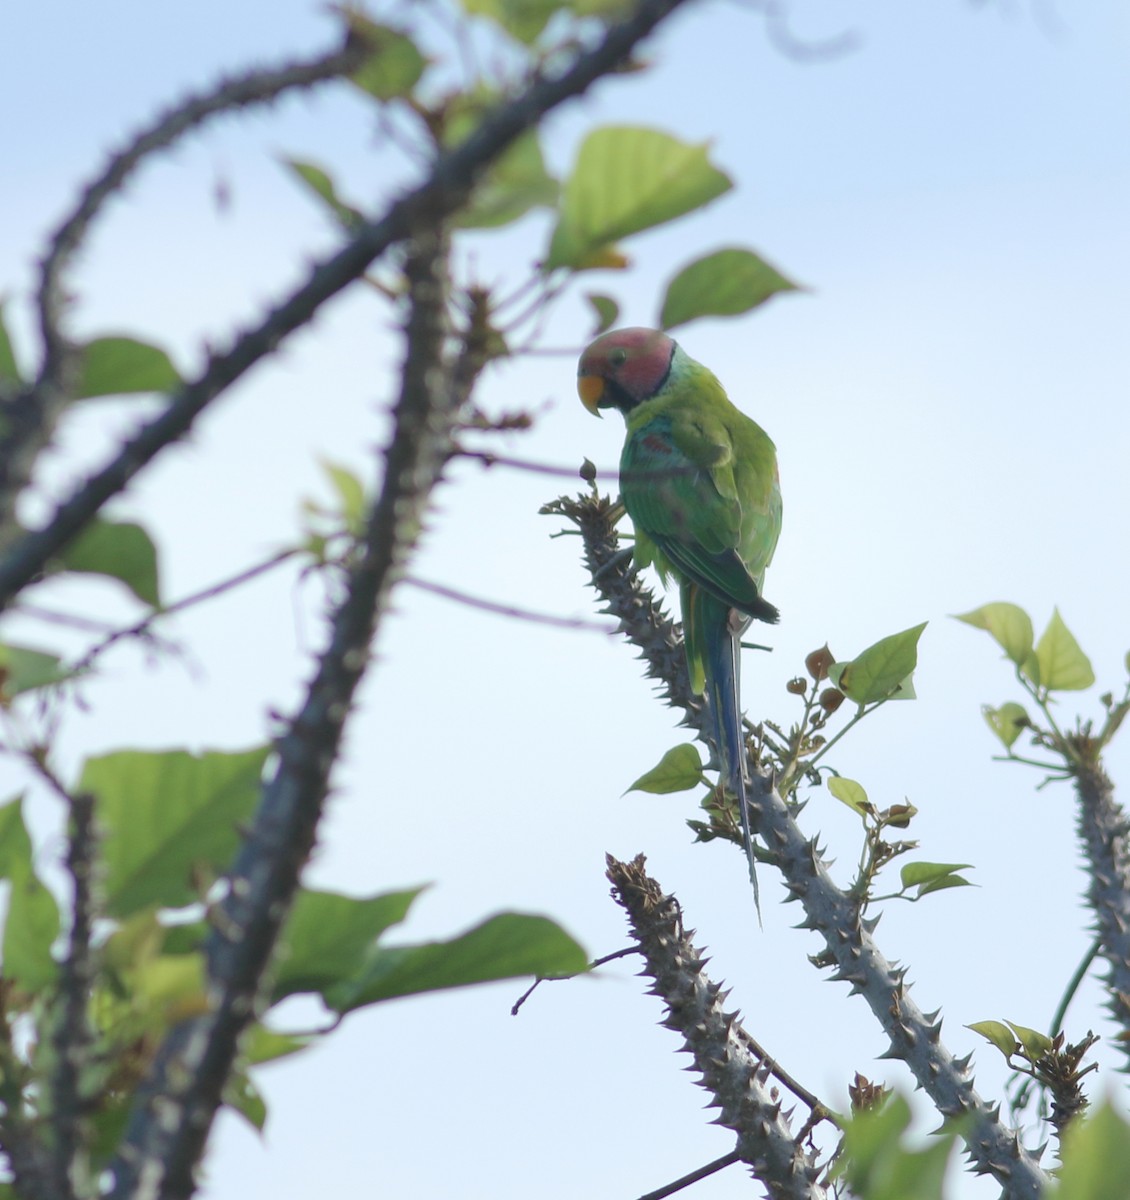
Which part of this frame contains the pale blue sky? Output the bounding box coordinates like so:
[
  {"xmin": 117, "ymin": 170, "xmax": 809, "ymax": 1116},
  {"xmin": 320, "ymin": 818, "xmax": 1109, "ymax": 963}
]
[{"xmin": 2, "ymin": 1, "xmax": 1129, "ymax": 1196}]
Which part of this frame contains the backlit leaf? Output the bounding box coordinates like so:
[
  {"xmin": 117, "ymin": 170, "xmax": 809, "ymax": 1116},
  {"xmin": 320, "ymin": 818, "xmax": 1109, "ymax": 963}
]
[
  {"xmin": 954, "ymin": 602, "xmax": 1033, "ymax": 667},
  {"xmin": 1034, "ymin": 608, "xmax": 1094, "ymax": 692},
  {"xmin": 344, "ymin": 14, "xmax": 426, "ymax": 99},
  {"xmin": 827, "ymin": 776, "xmax": 870, "ymax": 817},
  {"xmin": 0, "ymin": 301, "xmax": 21, "ymax": 385},
  {"xmin": 83, "ymin": 746, "xmax": 268, "ymax": 917},
  {"xmin": 272, "ymin": 886, "xmax": 424, "ymax": 1002},
  {"xmin": 660, "ymin": 247, "xmax": 800, "ymax": 330},
  {"xmin": 0, "ymin": 643, "xmax": 67, "ymax": 697},
  {"xmin": 76, "ymin": 336, "xmax": 180, "ymax": 399},
  {"xmin": 282, "ymin": 159, "xmax": 363, "ymax": 231},
  {"xmin": 625, "ymin": 744, "xmax": 703, "ymax": 795},
  {"xmin": 546, "ymin": 127, "xmax": 731, "ymax": 271},
  {"xmin": 982, "ymin": 702, "xmax": 1029, "ymax": 749},
  {"xmin": 327, "ymin": 912, "xmax": 586, "ymax": 1012},
  {"xmin": 56, "ymin": 518, "xmax": 161, "ymax": 607},
  {"xmin": 585, "ymin": 293, "xmax": 620, "ymax": 336},
  {"xmin": 829, "ymin": 623, "xmax": 927, "ymax": 705},
  {"xmin": 967, "ymin": 1020, "xmax": 1018, "ymax": 1058}
]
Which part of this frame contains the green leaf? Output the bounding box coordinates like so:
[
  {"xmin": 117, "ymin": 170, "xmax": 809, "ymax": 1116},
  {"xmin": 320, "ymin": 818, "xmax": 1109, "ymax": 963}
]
[
  {"xmin": 954, "ymin": 602, "xmax": 1033, "ymax": 667},
  {"xmin": 272, "ymin": 886, "xmax": 425, "ymax": 1003},
  {"xmin": 5, "ymin": 867, "xmax": 61, "ymax": 988},
  {"xmin": 129, "ymin": 952, "xmax": 209, "ymax": 1026},
  {"xmin": 827, "ymin": 776, "xmax": 870, "ymax": 817},
  {"xmin": 1051, "ymin": 1101, "xmax": 1130, "ymax": 1200},
  {"xmin": 966, "ymin": 1019, "xmax": 1019, "ymax": 1058},
  {"xmin": 454, "ymin": 130, "xmax": 558, "ymax": 230},
  {"xmin": 459, "ymin": 0, "xmax": 561, "ymax": 43},
  {"xmin": 899, "ymin": 861, "xmax": 973, "ymax": 898},
  {"xmin": 320, "ymin": 459, "xmax": 367, "ymax": 533},
  {"xmin": 0, "ymin": 301, "xmax": 22, "ymax": 385},
  {"xmin": 224, "ymin": 1068, "xmax": 267, "ymax": 1133},
  {"xmin": 0, "ymin": 796, "xmax": 60, "ymax": 988},
  {"xmin": 829, "ymin": 623, "xmax": 927, "ymax": 706},
  {"xmin": 327, "ymin": 912, "xmax": 587, "ymax": 1012},
  {"xmin": 82, "ymin": 746, "xmax": 269, "ymax": 917},
  {"xmin": 659, "ymin": 247, "xmax": 800, "ymax": 330},
  {"xmin": 625, "ymin": 744, "xmax": 703, "ymax": 795},
  {"xmin": 1005, "ymin": 1020, "xmax": 1053, "ymax": 1059},
  {"xmin": 0, "ymin": 643, "xmax": 67, "ymax": 697},
  {"xmin": 56, "ymin": 518, "xmax": 161, "ymax": 607},
  {"xmin": 0, "ymin": 795, "xmax": 32, "ymax": 879},
  {"xmin": 1034, "ymin": 608, "xmax": 1094, "ymax": 692},
  {"xmin": 982, "ymin": 702, "xmax": 1030, "ymax": 750},
  {"xmin": 343, "ymin": 15, "xmax": 426, "ymax": 99},
  {"xmin": 443, "ymin": 93, "xmax": 557, "ymax": 230},
  {"xmin": 76, "ymin": 336, "xmax": 180, "ymax": 399},
  {"xmin": 915, "ymin": 874, "xmax": 972, "ymax": 898},
  {"xmin": 242, "ymin": 1024, "xmax": 313, "ymax": 1066},
  {"xmin": 837, "ymin": 1094, "xmax": 957, "ymax": 1200},
  {"xmin": 546, "ymin": 127, "xmax": 731, "ymax": 271},
  {"xmin": 585, "ymin": 293, "xmax": 620, "ymax": 336},
  {"xmin": 282, "ymin": 159, "xmax": 363, "ymax": 231}
]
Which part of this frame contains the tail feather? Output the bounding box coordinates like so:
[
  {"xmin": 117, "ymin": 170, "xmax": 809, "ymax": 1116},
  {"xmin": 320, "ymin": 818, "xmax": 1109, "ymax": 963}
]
[{"xmin": 704, "ymin": 608, "xmax": 761, "ymax": 922}]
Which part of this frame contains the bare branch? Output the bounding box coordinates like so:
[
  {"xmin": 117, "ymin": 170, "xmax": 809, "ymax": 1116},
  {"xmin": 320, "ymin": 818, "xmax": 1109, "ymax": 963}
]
[
  {"xmin": 554, "ymin": 492, "xmax": 1051, "ymax": 1199},
  {"xmin": 636, "ymin": 1151, "xmax": 740, "ymax": 1200},
  {"xmin": 405, "ymin": 575, "xmax": 615, "ymax": 634},
  {"xmin": 68, "ymin": 547, "xmax": 300, "ymax": 675},
  {"xmin": 607, "ymin": 854, "xmax": 827, "ymax": 1200}
]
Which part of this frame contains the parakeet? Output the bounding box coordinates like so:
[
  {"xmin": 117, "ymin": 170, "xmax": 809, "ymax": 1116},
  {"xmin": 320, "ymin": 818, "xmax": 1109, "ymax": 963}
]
[{"xmin": 577, "ymin": 327, "xmax": 782, "ymax": 910}]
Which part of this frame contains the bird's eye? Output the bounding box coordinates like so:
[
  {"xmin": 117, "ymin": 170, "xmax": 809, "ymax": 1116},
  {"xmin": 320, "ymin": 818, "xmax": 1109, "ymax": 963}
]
[{"xmin": 609, "ymin": 348, "xmax": 628, "ymax": 368}]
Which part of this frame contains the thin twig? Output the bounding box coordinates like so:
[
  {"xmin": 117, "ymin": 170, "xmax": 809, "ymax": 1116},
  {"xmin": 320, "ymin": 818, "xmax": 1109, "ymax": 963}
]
[
  {"xmin": 637, "ymin": 1151, "xmax": 740, "ymax": 1200},
  {"xmin": 69, "ymin": 547, "xmax": 300, "ymax": 675},
  {"xmin": 405, "ymin": 575, "xmax": 615, "ymax": 634},
  {"xmin": 510, "ymin": 946, "xmax": 639, "ymax": 1015}
]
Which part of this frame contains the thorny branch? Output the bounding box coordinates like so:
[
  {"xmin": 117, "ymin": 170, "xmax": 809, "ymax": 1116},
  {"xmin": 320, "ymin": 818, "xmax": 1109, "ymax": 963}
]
[
  {"xmin": 1072, "ymin": 754, "xmax": 1130, "ymax": 1063},
  {"xmin": 0, "ymin": 34, "xmax": 371, "ymax": 548},
  {"xmin": 51, "ymin": 787, "xmax": 98, "ymax": 1200},
  {"xmin": 106, "ymin": 221, "xmax": 463, "ymax": 1199},
  {"xmin": 607, "ymin": 854, "xmax": 826, "ymax": 1200},
  {"xmin": 0, "ymin": 0, "xmax": 698, "ymax": 617},
  {"xmin": 550, "ymin": 491, "xmax": 1051, "ymax": 1200}
]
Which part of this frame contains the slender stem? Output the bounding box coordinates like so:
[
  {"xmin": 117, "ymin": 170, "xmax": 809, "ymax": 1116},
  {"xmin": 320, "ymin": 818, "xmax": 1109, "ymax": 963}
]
[
  {"xmin": 69, "ymin": 547, "xmax": 299, "ymax": 674},
  {"xmin": 405, "ymin": 575, "xmax": 614, "ymax": 634},
  {"xmin": 636, "ymin": 1151, "xmax": 740, "ymax": 1200},
  {"xmin": 1049, "ymin": 934, "xmax": 1103, "ymax": 1037}
]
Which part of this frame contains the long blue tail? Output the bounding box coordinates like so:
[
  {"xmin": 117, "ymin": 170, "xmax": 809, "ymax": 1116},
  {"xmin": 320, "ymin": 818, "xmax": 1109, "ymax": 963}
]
[{"xmin": 705, "ymin": 612, "xmax": 761, "ymax": 922}]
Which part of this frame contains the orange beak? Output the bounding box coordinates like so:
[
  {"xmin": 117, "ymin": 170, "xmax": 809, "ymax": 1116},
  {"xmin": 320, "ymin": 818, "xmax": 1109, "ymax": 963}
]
[{"xmin": 577, "ymin": 373, "xmax": 605, "ymax": 416}]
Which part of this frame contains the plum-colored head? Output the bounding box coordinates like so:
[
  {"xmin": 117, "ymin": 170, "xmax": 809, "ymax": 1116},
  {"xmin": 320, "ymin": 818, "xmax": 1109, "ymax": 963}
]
[{"xmin": 577, "ymin": 327, "xmax": 677, "ymax": 417}]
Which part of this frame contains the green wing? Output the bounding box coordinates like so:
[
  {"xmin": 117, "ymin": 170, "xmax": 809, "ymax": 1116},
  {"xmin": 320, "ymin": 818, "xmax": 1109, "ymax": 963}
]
[{"xmin": 620, "ymin": 370, "xmax": 781, "ymax": 623}]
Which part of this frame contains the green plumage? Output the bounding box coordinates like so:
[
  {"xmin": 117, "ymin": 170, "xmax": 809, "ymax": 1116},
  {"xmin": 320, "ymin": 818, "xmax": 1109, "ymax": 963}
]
[
  {"xmin": 617, "ymin": 354, "xmax": 781, "ymax": 692},
  {"xmin": 578, "ymin": 328, "xmax": 782, "ymax": 913}
]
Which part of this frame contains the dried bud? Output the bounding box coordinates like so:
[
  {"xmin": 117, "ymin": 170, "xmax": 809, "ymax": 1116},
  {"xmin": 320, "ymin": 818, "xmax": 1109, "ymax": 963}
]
[
  {"xmin": 885, "ymin": 803, "xmax": 916, "ymax": 829},
  {"xmin": 819, "ymin": 687, "xmax": 845, "ymax": 714},
  {"xmin": 848, "ymin": 1072, "xmax": 889, "ymax": 1113},
  {"xmin": 786, "ymin": 676, "xmax": 807, "ymax": 695},
  {"xmin": 805, "ymin": 645, "xmax": 835, "ymax": 682}
]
